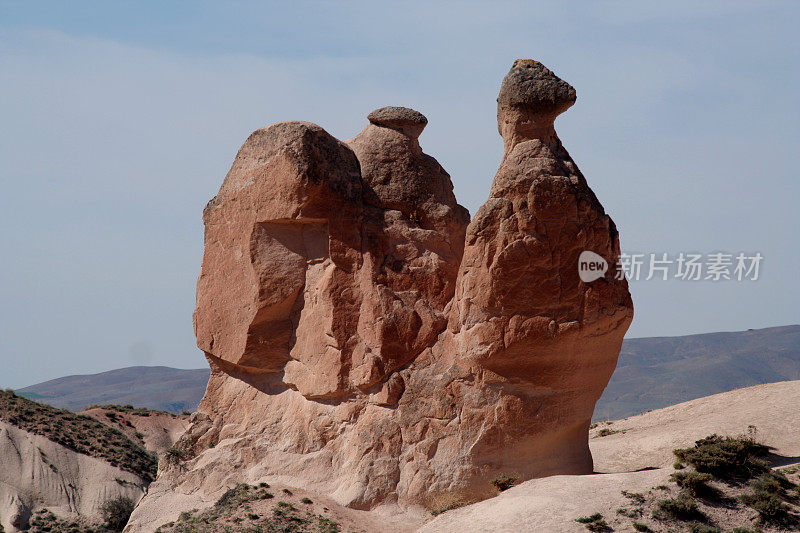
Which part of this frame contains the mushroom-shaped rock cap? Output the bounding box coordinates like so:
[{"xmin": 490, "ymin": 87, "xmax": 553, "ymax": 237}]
[
  {"xmin": 498, "ymin": 59, "xmax": 576, "ymax": 117},
  {"xmin": 367, "ymin": 106, "xmax": 428, "ymax": 138}
]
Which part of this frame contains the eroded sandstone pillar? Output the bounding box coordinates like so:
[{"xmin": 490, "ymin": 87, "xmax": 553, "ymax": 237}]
[{"xmin": 127, "ymin": 60, "xmax": 632, "ymax": 530}]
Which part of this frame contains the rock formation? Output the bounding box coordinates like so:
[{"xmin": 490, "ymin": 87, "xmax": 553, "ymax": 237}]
[{"xmin": 128, "ymin": 59, "xmax": 632, "ymax": 530}]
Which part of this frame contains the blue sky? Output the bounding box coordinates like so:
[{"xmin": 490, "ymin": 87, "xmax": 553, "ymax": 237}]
[{"xmin": 1, "ymin": 1, "xmax": 798, "ymax": 388}]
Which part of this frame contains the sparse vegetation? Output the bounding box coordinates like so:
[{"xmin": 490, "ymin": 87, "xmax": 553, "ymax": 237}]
[
  {"xmin": 616, "ymin": 506, "xmax": 643, "ymax": 518},
  {"xmin": 631, "ymin": 522, "xmax": 650, "ymax": 531},
  {"xmin": 621, "ymin": 490, "xmax": 646, "ymax": 504},
  {"xmin": 672, "ymin": 434, "xmax": 770, "ymax": 481},
  {"xmin": 653, "ymin": 494, "xmax": 707, "ymax": 522},
  {"xmin": 739, "ymin": 470, "xmax": 798, "ymax": 526},
  {"xmin": 87, "ymin": 404, "xmax": 180, "ymax": 418},
  {"xmin": 154, "ymin": 483, "xmax": 339, "ymax": 532},
  {"xmin": 0, "ymin": 390, "xmax": 157, "ymax": 481},
  {"xmin": 427, "ymin": 492, "xmax": 469, "ymax": 516},
  {"xmin": 490, "ymin": 474, "xmax": 518, "ymax": 491},
  {"xmin": 593, "ymin": 428, "xmax": 621, "ymax": 438},
  {"xmin": 575, "ymin": 513, "xmax": 609, "ymax": 531},
  {"xmin": 28, "ymin": 509, "xmax": 106, "ymax": 532},
  {"xmin": 164, "ymin": 444, "xmax": 191, "ymax": 464},
  {"xmin": 100, "ymin": 496, "xmax": 136, "ymax": 531},
  {"xmin": 669, "ymin": 471, "xmax": 715, "ymax": 497}
]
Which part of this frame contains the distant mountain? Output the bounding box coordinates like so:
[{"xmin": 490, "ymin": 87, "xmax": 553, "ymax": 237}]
[
  {"xmin": 595, "ymin": 324, "xmax": 800, "ymax": 420},
  {"xmin": 16, "ymin": 326, "xmax": 800, "ymax": 419},
  {"xmin": 17, "ymin": 366, "xmax": 209, "ymax": 413}
]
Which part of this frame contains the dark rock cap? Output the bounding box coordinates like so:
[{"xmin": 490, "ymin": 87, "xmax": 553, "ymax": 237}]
[
  {"xmin": 497, "ymin": 59, "xmax": 576, "ymax": 116},
  {"xmin": 367, "ymin": 106, "xmax": 428, "ymax": 138}
]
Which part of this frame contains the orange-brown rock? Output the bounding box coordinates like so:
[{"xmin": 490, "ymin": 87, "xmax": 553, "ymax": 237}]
[{"xmin": 128, "ymin": 59, "xmax": 632, "ymax": 530}]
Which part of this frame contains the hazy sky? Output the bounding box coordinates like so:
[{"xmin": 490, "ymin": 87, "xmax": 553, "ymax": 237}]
[{"xmin": 1, "ymin": 1, "xmax": 798, "ymax": 388}]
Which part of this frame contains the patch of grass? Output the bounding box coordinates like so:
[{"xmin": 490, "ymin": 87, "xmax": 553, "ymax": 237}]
[
  {"xmin": 490, "ymin": 474, "xmax": 518, "ymax": 491},
  {"xmin": 672, "ymin": 434, "xmax": 770, "ymax": 481},
  {"xmin": 669, "ymin": 471, "xmax": 716, "ymax": 498},
  {"xmin": 632, "ymin": 522, "xmax": 650, "ymax": 532},
  {"xmin": 0, "ymin": 390, "xmax": 157, "ymax": 481},
  {"xmin": 616, "ymin": 507, "xmax": 642, "ymax": 518},
  {"xmin": 100, "ymin": 496, "xmax": 136, "ymax": 531},
  {"xmin": 653, "ymin": 494, "xmax": 707, "ymax": 522}
]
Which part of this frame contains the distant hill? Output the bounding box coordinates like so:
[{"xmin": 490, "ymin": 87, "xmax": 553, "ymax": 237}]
[
  {"xmin": 595, "ymin": 324, "xmax": 800, "ymax": 420},
  {"xmin": 17, "ymin": 366, "xmax": 210, "ymax": 413},
  {"xmin": 15, "ymin": 326, "xmax": 800, "ymax": 419}
]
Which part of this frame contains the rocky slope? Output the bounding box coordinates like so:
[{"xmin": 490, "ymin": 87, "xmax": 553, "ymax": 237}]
[{"xmin": 0, "ymin": 392, "xmax": 154, "ymax": 531}]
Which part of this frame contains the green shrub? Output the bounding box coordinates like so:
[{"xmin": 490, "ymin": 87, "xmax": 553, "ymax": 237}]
[
  {"xmin": 576, "ymin": 513, "xmax": 604, "ymax": 524},
  {"xmin": 575, "ymin": 513, "xmax": 609, "ymax": 531},
  {"xmin": 100, "ymin": 496, "xmax": 136, "ymax": 531},
  {"xmin": 585, "ymin": 519, "xmax": 609, "ymax": 532},
  {"xmin": 673, "ymin": 434, "xmax": 770, "ymax": 480},
  {"xmin": 301, "ymin": 497, "xmax": 313, "ymax": 504},
  {"xmin": 163, "ymin": 445, "xmax": 190, "ymax": 464},
  {"xmin": 632, "ymin": 522, "xmax": 650, "ymax": 532},
  {"xmin": 654, "ymin": 495, "xmax": 707, "ymax": 522},
  {"xmin": 490, "ymin": 474, "xmax": 518, "ymax": 491},
  {"xmin": 740, "ymin": 489, "xmax": 792, "ymax": 524},
  {"xmin": 669, "ymin": 471, "xmax": 715, "ymax": 497}
]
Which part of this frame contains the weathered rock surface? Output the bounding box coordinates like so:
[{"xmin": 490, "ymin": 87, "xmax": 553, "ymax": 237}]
[
  {"xmin": 0, "ymin": 420, "xmax": 147, "ymax": 532},
  {"xmin": 128, "ymin": 59, "xmax": 632, "ymax": 531}
]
